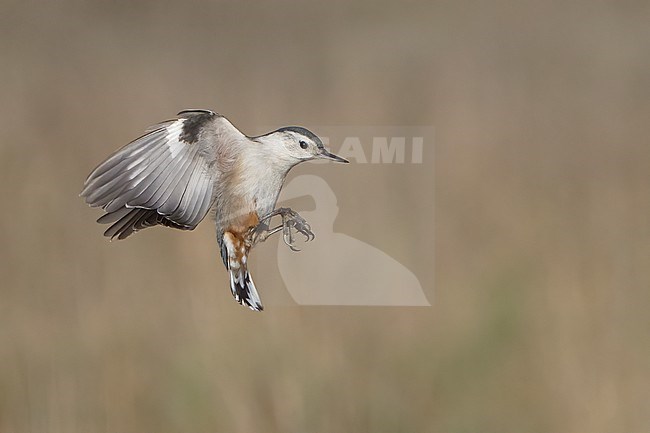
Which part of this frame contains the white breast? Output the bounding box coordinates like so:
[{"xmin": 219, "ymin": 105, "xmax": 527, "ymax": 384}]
[{"xmin": 238, "ymin": 144, "xmax": 294, "ymax": 218}]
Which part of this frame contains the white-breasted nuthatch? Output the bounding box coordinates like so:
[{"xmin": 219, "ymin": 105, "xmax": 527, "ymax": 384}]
[{"xmin": 81, "ymin": 109, "xmax": 348, "ymax": 311}]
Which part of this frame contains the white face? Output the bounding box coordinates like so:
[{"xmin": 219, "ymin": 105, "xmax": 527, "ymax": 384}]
[
  {"xmin": 280, "ymin": 131, "xmax": 323, "ymax": 161},
  {"xmin": 265, "ymin": 129, "xmax": 348, "ymax": 164}
]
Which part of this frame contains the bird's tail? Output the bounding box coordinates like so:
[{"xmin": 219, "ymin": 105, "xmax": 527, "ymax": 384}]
[
  {"xmin": 221, "ymin": 231, "xmax": 264, "ymax": 311},
  {"xmin": 228, "ymin": 265, "xmax": 263, "ymax": 311}
]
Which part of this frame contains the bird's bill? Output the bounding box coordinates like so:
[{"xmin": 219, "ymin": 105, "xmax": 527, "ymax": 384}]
[{"xmin": 318, "ymin": 149, "xmax": 349, "ymax": 163}]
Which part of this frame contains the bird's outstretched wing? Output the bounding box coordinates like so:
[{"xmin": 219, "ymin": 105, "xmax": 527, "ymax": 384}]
[{"xmin": 81, "ymin": 109, "xmax": 243, "ymax": 240}]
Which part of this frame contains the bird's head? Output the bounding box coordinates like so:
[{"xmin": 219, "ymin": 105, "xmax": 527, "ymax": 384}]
[{"xmin": 259, "ymin": 126, "xmax": 349, "ymax": 165}]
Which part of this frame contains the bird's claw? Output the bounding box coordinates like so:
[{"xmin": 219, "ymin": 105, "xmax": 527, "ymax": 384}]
[
  {"xmin": 253, "ymin": 207, "xmax": 315, "ymax": 251},
  {"xmin": 280, "ymin": 209, "xmax": 314, "ymax": 252}
]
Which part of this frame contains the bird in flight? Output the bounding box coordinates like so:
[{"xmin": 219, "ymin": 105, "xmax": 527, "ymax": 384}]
[{"xmin": 81, "ymin": 109, "xmax": 348, "ymax": 311}]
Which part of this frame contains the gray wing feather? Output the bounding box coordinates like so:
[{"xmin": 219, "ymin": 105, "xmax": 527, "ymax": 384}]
[
  {"xmin": 82, "ymin": 132, "xmax": 166, "ymax": 196},
  {"xmin": 82, "ymin": 110, "xmax": 242, "ymax": 240},
  {"xmin": 185, "ymin": 176, "xmax": 213, "ymax": 227},
  {"xmin": 170, "ymin": 159, "xmax": 205, "ymax": 220},
  {"xmin": 96, "ymin": 207, "xmax": 131, "ymax": 224},
  {"xmin": 103, "ymin": 208, "xmax": 144, "ymax": 239},
  {"xmin": 137, "ymin": 146, "xmax": 199, "ymax": 210},
  {"xmin": 157, "ymin": 149, "xmax": 200, "ymax": 215},
  {"xmin": 117, "ymin": 150, "xmax": 182, "ymax": 207},
  {"xmin": 119, "ymin": 143, "xmax": 198, "ymax": 211},
  {"xmin": 84, "ymin": 135, "xmax": 169, "ymax": 207}
]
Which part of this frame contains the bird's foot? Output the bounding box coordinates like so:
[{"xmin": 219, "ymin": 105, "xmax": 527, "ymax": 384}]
[
  {"xmin": 252, "ymin": 207, "xmax": 315, "ymax": 251},
  {"xmin": 280, "ymin": 208, "xmax": 314, "ymax": 251}
]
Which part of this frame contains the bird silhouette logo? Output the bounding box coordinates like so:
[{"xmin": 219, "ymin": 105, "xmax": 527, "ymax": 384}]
[{"xmin": 276, "ymin": 175, "xmax": 430, "ymax": 306}]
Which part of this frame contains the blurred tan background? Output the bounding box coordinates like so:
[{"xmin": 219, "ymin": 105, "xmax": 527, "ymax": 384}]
[{"xmin": 1, "ymin": 0, "xmax": 648, "ymax": 432}]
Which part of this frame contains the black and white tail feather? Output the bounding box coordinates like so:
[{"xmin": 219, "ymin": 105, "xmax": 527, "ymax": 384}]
[
  {"xmin": 228, "ymin": 263, "xmax": 263, "ymax": 312},
  {"xmin": 221, "ymin": 233, "xmax": 263, "ymax": 311}
]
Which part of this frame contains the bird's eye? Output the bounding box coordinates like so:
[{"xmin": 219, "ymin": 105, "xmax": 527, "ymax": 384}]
[{"xmin": 299, "ymin": 140, "xmax": 308, "ymax": 149}]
